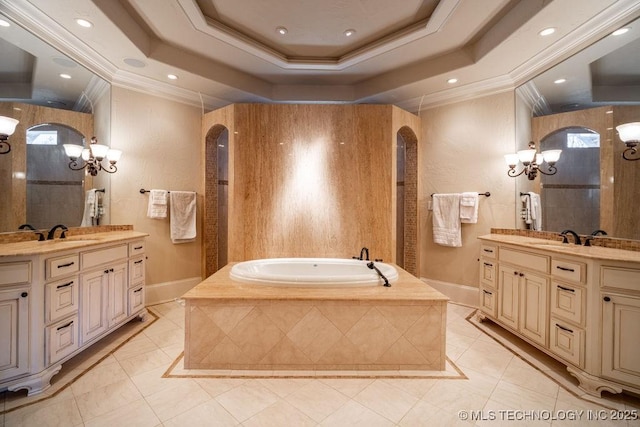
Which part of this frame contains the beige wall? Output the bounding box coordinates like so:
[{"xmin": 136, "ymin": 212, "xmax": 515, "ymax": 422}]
[
  {"xmin": 419, "ymin": 92, "xmax": 517, "ymax": 288},
  {"xmin": 109, "ymin": 86, "xmax": 203, "ymax": 287}
]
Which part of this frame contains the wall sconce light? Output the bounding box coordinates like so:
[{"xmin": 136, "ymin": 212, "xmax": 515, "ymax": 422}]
[
  {"xmin": 63, "ymin": 136, "xmax": 122, "ymax": 176},
  {"xmin": 505, "ymin": 141, "xmax": 562, "ymax": 180},
  {"xmin": 0, "ymin": 116, "xmax": 20, "ymax": 154},
  {"xmin": 616, "ymin": 122, "xmax": 640, "ymax": 161}
]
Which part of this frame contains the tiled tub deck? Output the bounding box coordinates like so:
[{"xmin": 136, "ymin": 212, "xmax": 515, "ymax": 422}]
[{"xmin": 183, "ymin": 263, "xmax": 448, "ymax": 371}]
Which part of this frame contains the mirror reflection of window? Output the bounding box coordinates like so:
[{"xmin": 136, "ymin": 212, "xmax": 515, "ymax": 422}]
[
  {"xmin": 26, "ymin": 124, "xmax": 85, "ymax": 229},
  {"xmin": 540, "ymin": 127, "xmax": 600, "ymax": 234}
]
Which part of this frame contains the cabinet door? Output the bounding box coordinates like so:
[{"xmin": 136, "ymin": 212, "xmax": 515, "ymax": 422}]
[
  {"xmin": 498, "ymin": 266, "xmax": 519, "ymax": 330},
  {"xmin": 0, "ymin": 288, "xmax": 30, "ymax": 380},
  {"xmin": 108, "ymin": 262, "xmax": 128, "ymax": 327},
  {"xmin": 602, "ymin": 293, "xmax": 640, "ymax": 386},
  {"xmin": 81, "ymin": 269, "xmax": 107, "ymax": 344},
  {"xmin": 519, "ymin": 272, "xmax": 548, "ymax": 347}
]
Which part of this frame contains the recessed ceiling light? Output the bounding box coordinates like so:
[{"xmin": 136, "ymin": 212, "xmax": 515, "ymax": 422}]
[
  {"xmin": 59, "ymin": 73, "xmax": 72, "ymax": 79},
  {"xmin": 276, "ymin": 26, "xmax": 288, "ymax": 35},
  {"xmin": 0, "ymin": 19, "xmax": 11, "ymax": 27},
  {"xmin": 167, "ymin": 74, "xmax": 178, "ymax": 80},
  {"xmin": 344, "ymin": 29, "xmax": 356, "ymax": 37},
  {"xmin": 539, "ymin": 27, "xmax": 556, "ymax": 36},
  {"xmin": 612, "ymin": 27, "xmax": 630, "ymax": 36},
  {"xmin": 554, "ymin": 78, "xmax": 566, "ymax": 84},
  {"xmin": 447, "ymin": 78, "xmax": 458, "ymax": 84},
  {"xmin": 75, "ymin": 18, "xmax": 93, "ymax": 28}
]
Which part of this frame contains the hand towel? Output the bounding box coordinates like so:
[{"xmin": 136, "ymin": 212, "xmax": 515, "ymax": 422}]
[
  {"xmin": 529, "ymin": 192, "xmax": 542, "ymax": 231},
  {"xmin": 147, "ymin": 189, "xmax": 168, "ymax": 219},
  {"xmin": 521, "ymin": 194, "xmax": 532, "ymax": 225},
  {"xmin": 170, "ymin": 191, "xmax": 196, "ymax": 243},
  {"xmin": 432, "ymin": 193, "xmax": 462, "ymax": 247},
  {"xmin": 81, "ymin": 189, "xmax": 97, "ymax": 227},
  {"xmin": 459, "ymin": 192, "xmax": 479, "ymax": 224}
]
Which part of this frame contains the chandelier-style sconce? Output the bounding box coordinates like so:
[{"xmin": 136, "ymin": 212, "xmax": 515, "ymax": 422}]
[
  {"xmin": 616, "ymin": 122, "xmax": 640, "ymax": 161},
  {"xmin": 0, "ymin": 116, "xmax": 20, "ymax": 154},
  {"xmin": 63, "ymin": 137, "xmax": 122, "ymax": 176},
  {"xmin": 504, "ymin": 141, "xmax": 562, "ymax": 180}
]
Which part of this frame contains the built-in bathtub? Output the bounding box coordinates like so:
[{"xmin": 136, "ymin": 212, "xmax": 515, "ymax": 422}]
[
  {"xmin": 183, "ymin": 259, "xmax": 448, "ymax": 372},
  {"xmin": 229, "ymin": 257, "xmax": 398, "ymax": 286}
]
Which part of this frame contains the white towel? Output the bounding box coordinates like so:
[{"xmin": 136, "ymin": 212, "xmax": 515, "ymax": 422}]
[
  {"xmin": 432, "ymin": 193, "xmax": 462, "ymax": 247},
  {"xmin": 147, "ymin": 189, "xmax": 168, "ymax": 219},
  {"xmin": 521, "ymin": 194, "xmax": 533, "ymax": 225},
  {"xmin": 170, "ymin": 191, "xmax": 196, "ymax": 244},
  {"xmin": 459, "ymin": 192, "xmax": 479, "ymax": 224},
  {"xmin": 529, "ymin": 192, "xmax": 542, "ymax": 231},
  {"xmin": 81, "ymin": 189, "xmax": 97, "ymax": 227}
]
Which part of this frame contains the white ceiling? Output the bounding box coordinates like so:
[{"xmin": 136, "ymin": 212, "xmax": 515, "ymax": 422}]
[{"xmin": 0, "ymin": 0, "xmax": 639, "ymax": 113}]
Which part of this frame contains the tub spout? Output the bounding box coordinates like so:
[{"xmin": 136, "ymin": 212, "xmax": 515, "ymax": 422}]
[
  {"xmin": 359, "ymin": 247, "xmax": 370, "ymax": 261},
  {"xmin": 367, "ymin": 261, "xmax": 391, "ymax": 287}
]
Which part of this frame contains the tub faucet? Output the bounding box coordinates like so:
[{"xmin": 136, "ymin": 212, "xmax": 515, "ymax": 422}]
[
  {"xmin": 560, "ymin": 229, "xmax": 581, "ymax": 245},
  {"xmin": 47, "ymin": 224, "xmax": 68, "ymax": 240},
  {"xmin": 359, "ymin": 247, "xmax": 370, "ymax": 261},
  {"xmin": 367, "ymin": 261, "xmax": 391, "ymax": 287}
]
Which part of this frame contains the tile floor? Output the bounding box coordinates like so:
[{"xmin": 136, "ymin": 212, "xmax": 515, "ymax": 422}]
[{"xmin": 1, "ymin": 301, "xmax": 639, "ymax": 426}]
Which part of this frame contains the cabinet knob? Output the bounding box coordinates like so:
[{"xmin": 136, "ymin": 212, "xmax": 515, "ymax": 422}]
[
  {"xmin": 21, "ymin": 292, "xmax": 28, "ymax": 298},
  {"xmin": 513, "ymin": 271, "xmax": 518, "ymax": 275},
  {"xmin": 519, "ymin": 273, "xmax": 524, "ymax": 277},
  {"xmin": 104, "ymin": 269, "xmax": 109, "ymax": 274},
  {"xmin": 603, "ymin": 296, "xmax": 611, "ymax": 302}
]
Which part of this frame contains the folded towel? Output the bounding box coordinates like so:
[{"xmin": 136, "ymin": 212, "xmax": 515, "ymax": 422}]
[
  {"xmin": 81, "ymin": 189, "xmax": 97, "ymax": 227},
  {"xmin": 170, "ymin": 191, "xmax": 196, "ymax": 244},
  {"xmin": 432, "ymin": 193, "xmax": 462, "ymax": 247},
  {"xmin": 529, "ymin": 192, "xmax": 542, "ymax": 231},
  {"xmin": 459, "ymin": 192, "xmax": 479, "ymax": 224},
  {"xmin": 147, "ymin": 189, "xmax": 168, "ymax": 219}
]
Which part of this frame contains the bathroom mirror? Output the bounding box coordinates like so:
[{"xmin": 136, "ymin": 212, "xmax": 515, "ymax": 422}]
[
  {"xmin": 515, "ymin": 14, "xmax": 640, "ymax": 240},
  {"xmin": 0, "ymin": 13, "xmax": 110, "ymax": 232}
]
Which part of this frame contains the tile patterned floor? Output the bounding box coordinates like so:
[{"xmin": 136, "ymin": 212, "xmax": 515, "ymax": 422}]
[{"xmin": 1, "ymin": 301, "xmax": 639, "ymax": 426}]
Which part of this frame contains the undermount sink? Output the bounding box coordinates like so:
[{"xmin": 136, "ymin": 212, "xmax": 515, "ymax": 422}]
[
  {"xmin": 42, "ymin": 238, "xmax": 101, "ymax": 244},
  {"xmin": 531, "ymin": 242, "xmax": 580, "ymax": 250}
]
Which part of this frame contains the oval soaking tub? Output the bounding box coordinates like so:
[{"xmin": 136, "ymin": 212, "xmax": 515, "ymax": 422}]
[{"xmin": 229, "ymin": 257, "xmax": 398, "ymax": 286}]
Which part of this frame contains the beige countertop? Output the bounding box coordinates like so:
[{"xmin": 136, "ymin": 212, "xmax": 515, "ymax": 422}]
[
  {"xmin": 183, "ymin": 263, "xmax": 449, "ymax": 303},
  {"xmin": 479, "ymin": 234, "xmax": 640, "ymax": 263},
  {"xmin": 0, "ymin": 231, "xmax": 149, "ymax": 257}
]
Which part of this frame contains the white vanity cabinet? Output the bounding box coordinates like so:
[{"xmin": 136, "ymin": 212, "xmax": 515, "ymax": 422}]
[
  {"xmin": 600, "ymin": 263, "xmax": 640, "ymax": 389},
  {"xmin": 478, "ymin": 235, "xmax": 640, "ymax": 398},
  {"xmin": 496, "ymin": 248, "xmax": 549, "ymax": 347},
  {"xmin": 0, "ymin": 232, "xmax": 147, "ymax": 396}
]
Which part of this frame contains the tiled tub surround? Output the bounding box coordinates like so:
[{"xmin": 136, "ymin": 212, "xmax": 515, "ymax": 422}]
[{"xmin": 183, "ymin": 264, "xmax": 448, "ymax": 372}]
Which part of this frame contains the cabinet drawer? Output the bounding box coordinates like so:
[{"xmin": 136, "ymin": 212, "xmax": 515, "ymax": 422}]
[
  {"xmin": 480, "ymin": 259, "xmax": 496, "ymax": 288},
  {"xmin": 46, "ymin": 254, "xmax": 79, "ymax": 280},
  {"xmin": 480, "ymin": 244, "xmax": 497, "ymax": 259},
  {"xmin": 45, "ymin": 276, "xmax": 79, "ymax": 324},
  {"xmin": 81, "ymin": 245, "xmax": 127, "ymax": 270},
  {"xmin": 601, "ymin": 266, "xmax": 640, "ymax": 292},
  {"xmin": 129, "ymin": 241, "xmax": 145, "ymax": 257},
  {"xmin": 479, "ymin": 286, "xmax": 497, "ymax": 318},
  {"xmin": 0, "ymin": 261, "xmax": 31, "ymax": 286},
  {"xmin": 129, "ymin": 257, "xmax": 145, "ymax": 285},
  {"xmin": 128, "ymin": 284, "xmax": 145, "ymax": 315},
  {"xmin": 500, "ymin": 248, "xmax": 549, "ymax": 273},
  {"xmin": 549, "ymin": 318, "xmax": 584, "ymax": 368},
  {"xmin": 550, "ymin": 281, "xmax": 585, "ymax": 326},
  {"xmin": 552, "ymin": 259, "xmax": 585, "ymax": 284},
  {"xmin": 47, "ymin": 315, "xmax": 79, "ymax": 365}
]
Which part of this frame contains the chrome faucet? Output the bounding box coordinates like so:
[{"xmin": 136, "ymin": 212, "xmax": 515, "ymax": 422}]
[
  {"xmin": 47, "ymin": 224, "xmax": 68, "ymax": 240},
  {"xmin": 560, "ymin": 229, "xmax": 581, "ymax": 245}
]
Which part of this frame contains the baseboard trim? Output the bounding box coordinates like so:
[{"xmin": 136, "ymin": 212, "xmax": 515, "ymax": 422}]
[
  {"xmin": 421, "ymin": 278, "xmax": 479, "ymax": 307},
  {"xmin": 145, "ymin": 276, "xmax": 202, "ymax": 306}
]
